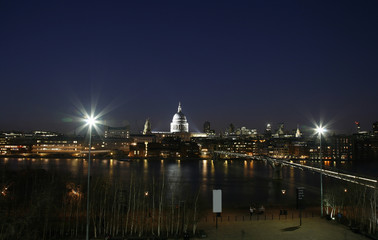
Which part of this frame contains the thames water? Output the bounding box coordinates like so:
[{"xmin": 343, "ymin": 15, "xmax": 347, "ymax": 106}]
[{"xmin": 1, "ymin": 158, "xmax": 377, "ymax": 211}]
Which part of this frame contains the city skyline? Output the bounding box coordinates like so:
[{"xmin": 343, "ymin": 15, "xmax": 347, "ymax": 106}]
[
  {"xmin": 1, "ymin": 1, "xmax": 378, "ymax": 134},
  {"xmin": 1, "ymin": 101, "xmax": 376, "ymax": 137}
]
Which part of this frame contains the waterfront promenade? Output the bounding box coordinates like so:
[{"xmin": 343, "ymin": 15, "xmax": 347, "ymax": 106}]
[
  {"xmin": 199, "ymin": 218, "xmax": 368, "ymax": 240},
  {"xmin": 197, "ymin": 209, "xmax": 370, "ymax": 240}
]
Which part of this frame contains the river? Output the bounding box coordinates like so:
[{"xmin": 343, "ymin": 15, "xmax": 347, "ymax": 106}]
[{"xmin": 1, "ymin": 157, "xmax": 377, "ymax": 211}]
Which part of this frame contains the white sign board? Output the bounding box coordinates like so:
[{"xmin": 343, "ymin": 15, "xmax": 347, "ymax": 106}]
[{"xmin": 213, "ymin": 189, "xmax": 222, "ymax": 213}]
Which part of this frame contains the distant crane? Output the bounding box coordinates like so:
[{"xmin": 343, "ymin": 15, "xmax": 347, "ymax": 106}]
[{"xmin": 355, "ymin": 121, "xmax": 361, "ymax": 133}]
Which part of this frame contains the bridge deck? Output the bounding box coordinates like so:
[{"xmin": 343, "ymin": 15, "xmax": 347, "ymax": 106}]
[{"xmin": 213, "ymin": 151, "xmax": 377, "ymax": 189}]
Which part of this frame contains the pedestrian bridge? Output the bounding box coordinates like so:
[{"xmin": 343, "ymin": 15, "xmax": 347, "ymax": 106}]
[
  {"xmin": 80, "ymin": 150, "xmax": 111, "ymax": 154},
  {"xmin": 212, "ymin": 151, "xmax": 377, "ymax": 189}
]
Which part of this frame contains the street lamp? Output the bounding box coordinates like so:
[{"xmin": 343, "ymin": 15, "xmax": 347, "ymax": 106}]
[
  {"xmin": 84, "ymin": 114, "xmax": 97, "ymax": 240},
  {"xmin": 315, "ymin": 125, "xmax": 326, "ymax": 217}
]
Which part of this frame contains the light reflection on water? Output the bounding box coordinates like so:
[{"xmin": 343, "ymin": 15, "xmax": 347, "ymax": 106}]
[
  {"xmin": 202, "ymin": 160, "xmax": 207, "ymax": 177},
  {"xmin": 210, "ymin": 160, "xmax": 215, "ymax": 177},
  {"xmin": 202, "ymin": 160, "xmax": 208, "ymax": 194},
  {"xmin": 1, "ymin": 158, "xmax": 376, "ymax": 210}
]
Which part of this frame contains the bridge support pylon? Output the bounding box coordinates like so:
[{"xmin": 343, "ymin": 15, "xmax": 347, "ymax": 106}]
[{"xmin": 271, "ymin": 162, "xmax": 283, "ymax": 180}]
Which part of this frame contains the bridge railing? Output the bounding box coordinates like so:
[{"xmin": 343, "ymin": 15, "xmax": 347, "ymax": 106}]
[{"xmin": 200, "ymin": 209, "xmax": 319, "ymax": 223}]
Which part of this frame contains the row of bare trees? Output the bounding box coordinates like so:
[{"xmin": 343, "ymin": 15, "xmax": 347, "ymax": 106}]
[
  {"xmin": 324, "ymin": 178, "xmax": 377, "ymax": 236},
  {"xmin": 0, "ymin": 168, "xmax": 202, "ymax": 240}
]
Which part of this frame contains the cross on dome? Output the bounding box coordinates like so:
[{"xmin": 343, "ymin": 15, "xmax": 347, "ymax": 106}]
[{"xmin": 178, "ymin": 102, "xmax": 182, "ymax": 112}]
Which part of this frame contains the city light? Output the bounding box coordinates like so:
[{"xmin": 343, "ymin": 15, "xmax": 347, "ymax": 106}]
[
  {"xmin": 83, "ymin": 112, "xmax": 97, "ymax": 240},
  {"xmin": 315, "ymin": 126, "xmax": 326, "ymax": 135},
  {"xmin": 84, "ymin": 115, "xmax": 97, "ymax": 127},
  {"xmin": 71, "ymin": 96, "xmax": 114, "ymax": 138},
  {"xmin": 1, "ymin": 186, "xmax": 8, "ymax": 196},
  {"xmin": 315, "ymin": 123, "xmax": 327, "ymax": 218},
  {"xmin": 80, "ymin": 110, "xmax": 102, "ymax": 240},
  {"xmin": 1, "ymin": 183, "xmax": 11, "ymax": 197}
]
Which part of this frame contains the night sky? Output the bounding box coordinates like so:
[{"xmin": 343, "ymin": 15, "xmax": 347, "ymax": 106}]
[{"xmin": 1, "ymin": 1, "xmax": 378, "ymax": 134}]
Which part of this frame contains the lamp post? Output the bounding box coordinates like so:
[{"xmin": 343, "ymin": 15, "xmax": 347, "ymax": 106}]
[
  {"xmin": 85, "ymin": 116, "xmax": 96, "ymax": 240},
  {"xmin": 316, "ymin": 126, "xmax": 326, "ymax": 217}
]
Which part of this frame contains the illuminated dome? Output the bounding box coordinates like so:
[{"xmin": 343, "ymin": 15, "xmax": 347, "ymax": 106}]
[{"xmin": 170, "ymin": 102, "xmax": 189, "ymax": 133}]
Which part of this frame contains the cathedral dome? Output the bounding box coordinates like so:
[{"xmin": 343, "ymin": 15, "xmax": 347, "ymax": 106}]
[
  {"xmin": 170, "ymin": 103, "xmax": 189, "ymax": 133},
  {"xmin": 172, "ymin": 111, "xmax": 187, "ymax": 123}
]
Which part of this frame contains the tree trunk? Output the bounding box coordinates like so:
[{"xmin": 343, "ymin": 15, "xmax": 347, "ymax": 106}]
[
  {"xmin": 112, "ymin": 182, "xmax": 117, "ymax": 236},
  {"xmin": 170, "ymin": 194, "xmax": 174, "ymax": 235},
  {"xmin": 130, "ymin": 180, "xmax": 136, "ymax": 235},
  {"xmin": 152, "ymin": 177, "xmax": 155, "ymax": 236},
  {"xmin": 175, "ymin": 201, "xmax": 180, "ymax": 236},
  {"xmin": 125, "ymin": 176, "xmax": 133, "ymax": 235},
  {"xmin": 192, "ymin": 189, "xmax": 200, "ymax": 235},
  {"xmin": 158, "ymin": 177, "xmax": 165, "ymax": 237}
]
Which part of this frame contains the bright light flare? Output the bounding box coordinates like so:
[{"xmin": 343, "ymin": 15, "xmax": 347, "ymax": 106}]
[
  {"xmin": 76, "ymin": 112, "xmax": 103, "ymax": 140},
  {"xmin": 316, "ymin": 126, "xmax": 326, "ymax": 135},
  {"xmin": 84, "ymin": 114, "xmax": 98, "ymax": 127},
  {"xmin": 68, "ymin": 94, "xmax": 117, "ymax": 138},
  {"xmin": 313, "ymin": 122, "xmax": 328, "ymax": 138}
]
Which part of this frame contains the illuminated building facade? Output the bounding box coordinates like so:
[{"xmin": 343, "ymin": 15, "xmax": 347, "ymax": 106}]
[
  {"xmin": 373, "ymin": 122, "xmax": 378, "ymax": 136},
  {"xmin": 0, "ymin": 145, "xmax": 29, "ymax": 155},
  {"xmin": 104, "ymin": 126, "xmax": 130, "ymax": 139},
  {"xmin": 331, "ymin": 135, "xmax": 352, "ymax": 160},
  {"xmin": 32, "ymin": 138, "xmax": 83, "ymax": 156}
]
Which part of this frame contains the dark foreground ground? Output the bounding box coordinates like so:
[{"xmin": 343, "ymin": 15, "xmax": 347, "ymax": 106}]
[
  {"xmin": 88, "ymin": 217, "xmax": 369, "ymax": 240},
  {"xmin": 199, "ymin": 217, "xmax": 368, "ymax": 240},
  {"xmin": 80, "ymin": 208, "xmax": 372, "ymax": 240},
  {"xmin": 195, "ymin": 208, "xmax": 372, "ymax": 240}
]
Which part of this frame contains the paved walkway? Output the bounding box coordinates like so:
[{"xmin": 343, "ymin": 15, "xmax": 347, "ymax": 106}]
[{"xmin": 198, "ymin": 217, "xmax": 369, "ymax": 240}]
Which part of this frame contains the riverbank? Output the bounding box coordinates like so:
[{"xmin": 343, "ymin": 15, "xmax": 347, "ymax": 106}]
[{"xmin": 0, "ymin": 154, "xmax": 356, "ymax": 162}]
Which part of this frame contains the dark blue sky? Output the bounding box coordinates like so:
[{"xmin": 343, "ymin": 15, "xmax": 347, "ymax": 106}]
[{"xmin": 1, "ymin": 1, "xmax": 378, "ymax": 134}]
